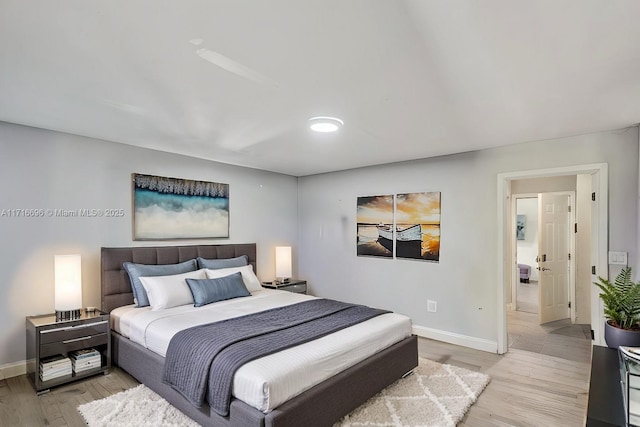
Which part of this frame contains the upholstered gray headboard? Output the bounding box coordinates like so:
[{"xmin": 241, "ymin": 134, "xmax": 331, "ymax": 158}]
[{"xmin": 101, "ymin": 243, "xmax": 257, "ymax": 313}]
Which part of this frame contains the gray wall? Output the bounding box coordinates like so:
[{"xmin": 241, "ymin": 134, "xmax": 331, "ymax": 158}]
[
  {"xmin": 298, "ymin": 127, "xmax": 639, "ymax": 345},
  {"xmin": 2, "ymin": 121, "xmax": 638, "ymax": 367},
  {"xmin": 0, "ymin": 122, "xmax": 299, "ymax": 367}
]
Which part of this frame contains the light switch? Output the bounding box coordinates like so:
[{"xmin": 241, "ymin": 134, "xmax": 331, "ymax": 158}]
[{"xmin": 608, "ymin": 251, "xmax": 628, "ymax": 265}]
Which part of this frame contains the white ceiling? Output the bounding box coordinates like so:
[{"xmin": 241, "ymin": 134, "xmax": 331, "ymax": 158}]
[{"xmin": 1, "ymin": 1, "xmax": 640, "ymax": 176}]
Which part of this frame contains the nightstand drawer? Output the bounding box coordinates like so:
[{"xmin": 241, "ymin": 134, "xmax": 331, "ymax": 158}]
[
  {"xmin": 40, "ymin": 333, "xmax": 108, "ymax": 358},
  {"xmin": 284, "ymin": 283, "xmax": 307, "ymax": 294},
  {"xmin": 39, "ymin": 320, "xmax": 108, "ymax": 345}
]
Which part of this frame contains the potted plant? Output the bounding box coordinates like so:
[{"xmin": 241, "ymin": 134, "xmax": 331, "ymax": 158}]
[{"xmin": 594, "ymin": 267, "xmax": 640, "ymax": 348}]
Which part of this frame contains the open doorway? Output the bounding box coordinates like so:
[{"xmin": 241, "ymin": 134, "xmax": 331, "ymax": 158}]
[
  {"xmin": 497, "ymin": 163, "xmax": 609, "ymax": 355},
  {"xmin": 508, "ymin": 190, "xmax": 592, "ymax": 362}
]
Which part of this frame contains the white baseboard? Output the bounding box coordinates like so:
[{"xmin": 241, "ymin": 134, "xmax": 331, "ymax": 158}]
[
  {"xmin": 0, "ymin": 360, "xmax": 26, "ymax": 380},
  {"xmin": 412, "ymin": 324, "xmax": 498, "ymax": 353}
]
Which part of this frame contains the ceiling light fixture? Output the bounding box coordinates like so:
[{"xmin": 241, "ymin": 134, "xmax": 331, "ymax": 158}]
[{"xmin": 308, "ymin": 116, "xmax": 344, "ymax": 133}]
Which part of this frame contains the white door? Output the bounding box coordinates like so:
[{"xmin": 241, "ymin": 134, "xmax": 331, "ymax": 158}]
[{"xmin": 538, "ymin": 193, "xmax": 571, "ymax": 324}]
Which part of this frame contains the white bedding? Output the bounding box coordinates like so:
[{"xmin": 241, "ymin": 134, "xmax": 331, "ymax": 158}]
[{"xmin": 111, "ymin": 289, "xmax": 412, "ymax": 413}]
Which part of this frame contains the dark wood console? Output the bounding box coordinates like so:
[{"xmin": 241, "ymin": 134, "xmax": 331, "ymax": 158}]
[{"xmin": 587, "ymin": 346, "xmax": 625, "ymax": 426}]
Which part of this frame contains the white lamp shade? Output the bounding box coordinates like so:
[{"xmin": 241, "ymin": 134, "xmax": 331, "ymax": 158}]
[
  {"xmin": 275, "ymin": 246, "xmax": 292, "ymax": 279},
  {"xmin": 54, "ymin": 254, "xmax": 82, "ymax": 311}
]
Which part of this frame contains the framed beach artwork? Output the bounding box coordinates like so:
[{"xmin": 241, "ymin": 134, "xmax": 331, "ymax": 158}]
[
  {"xmin": 132, "ymin": 173, "xmax": 229, "ymax": 240},
  {"xmin": 395, "ymin": 192, "xmax": 441, "ymax": 262},
  {"xmin": 356, "ymin": 195, "xmax": 394, "ymax": 258}
]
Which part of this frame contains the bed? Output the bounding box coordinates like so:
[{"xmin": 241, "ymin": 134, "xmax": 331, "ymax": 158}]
[{"xmin": 101, "ymin": 243, "xmax": 418, "ymax": 427}]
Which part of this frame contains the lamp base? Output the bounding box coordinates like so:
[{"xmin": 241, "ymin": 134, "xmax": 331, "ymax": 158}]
[
  {"xmin": 56, "ymin": 309, "xmax": 82, "ymax": 321},
  {"xmin": 275, "ymin": 277, "xmax": 290, "ymax": 285}
]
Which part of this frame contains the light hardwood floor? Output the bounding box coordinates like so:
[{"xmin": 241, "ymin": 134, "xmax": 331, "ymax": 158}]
[
  {"xmin": 0, "ymin": 367, "xmax": 138, "ymax": 427},
  {"xmin": 422, "ymin": 338, "xmax": 590, "ymax": 426},
  {"xmin": 0, "ymin": 335, "xmax": 591, "ymax": 427}
]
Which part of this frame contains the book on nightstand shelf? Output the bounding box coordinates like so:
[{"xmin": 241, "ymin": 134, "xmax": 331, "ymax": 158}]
[
  {"xmin": 70, "ymin": 348, "xmax": 101, "ymax": 373},
  {"xmin": 72, "ymin": 359, "xmax": 101, "ymax": 373},
  {"xmin": 40, "ymin": 354, "xmax": 69, "ymax": 367},
  {"xmin": 70, "ymin": 348, "xmax": 100, "ymax": 360},
  {"xmin": 39, "ymin": 355, "xmax": 72, "ymax": 381}
]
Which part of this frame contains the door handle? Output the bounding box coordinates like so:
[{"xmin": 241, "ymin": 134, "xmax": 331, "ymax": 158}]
[{"xmin": 540, "ymin": 267, "xmax": 551, "ymax": 271}]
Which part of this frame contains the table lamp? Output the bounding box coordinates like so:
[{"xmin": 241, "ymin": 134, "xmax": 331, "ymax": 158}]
[
  {"xmin": 55, "ymin": 254, "xmax": 83, "ymax": 320},
  {"xmin": 275, "ymin": 246, "xmax": 292, "ymax": 284}
]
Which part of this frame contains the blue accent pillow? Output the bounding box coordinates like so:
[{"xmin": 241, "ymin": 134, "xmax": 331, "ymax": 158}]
[
  {"xmin": 197, "ymin": 255, "xmax": 249, "ymax": 270},
  {"xmin": 186, "ymin": 272, "xmax": 251, "ymax": 307},
  {"xmin": 123, "ymin": 259, "xmax": 198, "ymax": 307}
]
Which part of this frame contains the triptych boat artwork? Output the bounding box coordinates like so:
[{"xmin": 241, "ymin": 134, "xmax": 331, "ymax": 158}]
[{"xmin": 356, "ymin": 192, "xmax": 441, "ymax": 262}]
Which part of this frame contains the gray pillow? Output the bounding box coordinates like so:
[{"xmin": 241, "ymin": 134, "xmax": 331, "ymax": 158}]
[
  {"xmin": 123, "ymin": 259, "xmax": 198, "ymax": 307},
  {"xmin": 186, "ymin": 272, "xmax": 251, "ymax": 307},
  {"xmin": 196, "ymin": 255, "xmax": 249, "ymax": 270}
]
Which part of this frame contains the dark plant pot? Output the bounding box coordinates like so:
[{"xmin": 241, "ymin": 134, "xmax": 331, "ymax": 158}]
[{"xmin": 604, "ymin": 320, "xmax": 640, "ymax": 348}]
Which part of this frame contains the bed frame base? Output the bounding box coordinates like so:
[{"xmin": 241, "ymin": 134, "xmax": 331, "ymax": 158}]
[{"xmin": 113, "ymin": 332, "xmax": 418, "ymax": 427}]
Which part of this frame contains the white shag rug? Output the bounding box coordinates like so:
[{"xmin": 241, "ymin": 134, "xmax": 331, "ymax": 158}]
[
  {"xmin": 334, "ymin": 358, "xmax": 490, "ymax": 427},
  {"xmin": 78, "ymin": 384, "xmax": 199, "ymax": 427},
  {"xmin": 78, "ymin": 358, "xmax": 489, "ymax": 427}
]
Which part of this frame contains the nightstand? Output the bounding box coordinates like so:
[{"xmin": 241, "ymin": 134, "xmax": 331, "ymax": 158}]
[
  {"xmin": 262, "ymin": 279, "xmax": 307, "ymax": 294},
  {"xmin": 26, "ymin": 310, "xmax": 110, "ymax": 394}
]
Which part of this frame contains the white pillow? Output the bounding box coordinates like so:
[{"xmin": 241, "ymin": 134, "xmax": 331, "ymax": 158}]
[
  {"xmin": 205, "ymin": 264, "xmax": 262, "ymax": 292},
  {"xmin": 139, "ymin": 269, "xmax": 207, "ymax": 310}
]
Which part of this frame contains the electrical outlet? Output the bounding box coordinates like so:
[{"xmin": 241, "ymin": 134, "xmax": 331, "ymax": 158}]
[{"xmin": 427, "ymin": 300, "xmax": 437, "ymax": 313}]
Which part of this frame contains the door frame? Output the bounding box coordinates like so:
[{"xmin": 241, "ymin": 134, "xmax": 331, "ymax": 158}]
[{"xmin": 497, "ymin": 163, "xmax": 608, "ymax": 354}]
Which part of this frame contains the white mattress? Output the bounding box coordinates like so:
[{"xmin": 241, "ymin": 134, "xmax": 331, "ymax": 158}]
[{"xmin": 111, "ymin": 289, "xmax": 412, "ymax": 413}]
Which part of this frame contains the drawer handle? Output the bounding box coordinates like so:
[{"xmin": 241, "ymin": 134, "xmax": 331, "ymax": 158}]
[
  {"xmin": 41, "ymin": 320, "xmax": 107, "ymax": 334},
  {"xmin": 62, "ymin": 335, "xmax": 93, "ymax": 344}
]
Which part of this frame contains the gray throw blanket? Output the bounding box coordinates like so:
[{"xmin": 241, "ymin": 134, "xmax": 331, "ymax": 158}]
[{"xmin": 162, "ymin": 298, "xmax": 390, "ymax": 416}]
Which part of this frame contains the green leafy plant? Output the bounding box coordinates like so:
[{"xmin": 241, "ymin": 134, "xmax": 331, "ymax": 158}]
[{"xmin": 594, "ymin": 267, "xmax": 640, "ymax": 330}]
